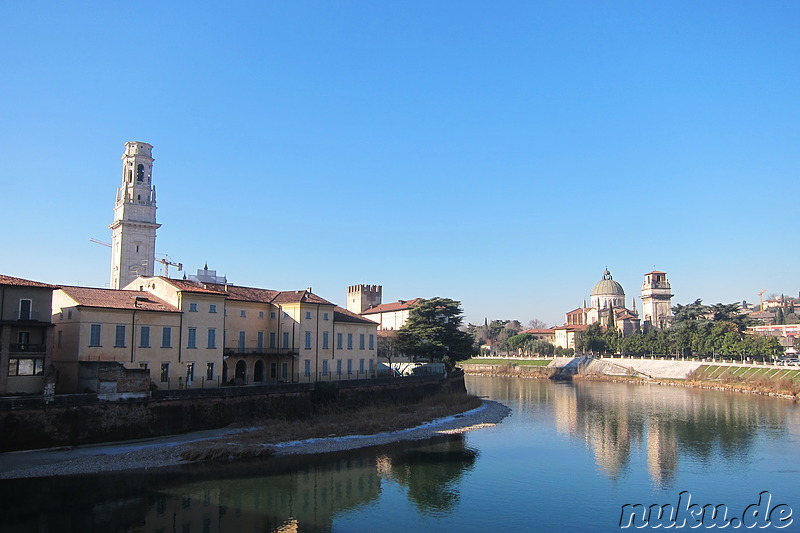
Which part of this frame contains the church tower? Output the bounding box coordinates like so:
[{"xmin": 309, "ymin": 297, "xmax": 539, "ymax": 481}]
[
  {"xmin": 109, "ymin": 142, "xmax": 161, "ymax": 289},
  {"xmin": 347, "ymin": 284, "xmax": 382, "ymax": 314},
  {"xmin": 641, "ymin": 271, "xmax": 673, "ymax": 331}
]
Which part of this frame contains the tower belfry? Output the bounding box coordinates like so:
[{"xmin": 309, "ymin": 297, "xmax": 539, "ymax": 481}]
[{"xmin": 109, "ymin": 142, "xmax": 161, "ymax": 289}]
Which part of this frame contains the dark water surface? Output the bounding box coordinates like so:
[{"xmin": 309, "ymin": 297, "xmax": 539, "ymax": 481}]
[{"xmin": 2, "ymin": 376, "xmax": 799, "ymax": 532}]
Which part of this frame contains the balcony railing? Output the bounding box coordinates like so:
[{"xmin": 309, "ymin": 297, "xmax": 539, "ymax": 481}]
[
  {"xmin": 223, "ymin": 346, "xmax": 299, "ymax": 357},
  {"xmin": 9, "ymin": 344, "xmax": 47, "ymax": 353}
]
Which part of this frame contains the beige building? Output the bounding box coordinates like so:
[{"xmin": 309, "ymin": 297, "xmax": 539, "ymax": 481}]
[{"xmin": 1, "ymin": 275, "xmax": 57, "ymax": 395}]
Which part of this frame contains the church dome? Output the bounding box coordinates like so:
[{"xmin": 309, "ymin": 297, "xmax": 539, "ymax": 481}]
[{"xmin": 591, "ymin": 269, "xmax": 625, "ymax": 297}]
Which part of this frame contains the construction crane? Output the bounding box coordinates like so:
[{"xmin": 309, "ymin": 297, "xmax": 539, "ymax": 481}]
[
  {"xmin": 90, "ymin": 238, "xmax": 182, "ymax": 278},
  {"xmin": 89, "ymin": 238, "xmax": 111, "ymax": 247},
  {"xmin": 155, "ymin": 255, "xmax": 183, "ymax": 278},
  {"xmin": 758, "ymin": 290, "xmax": 767, "ymax": 311}
]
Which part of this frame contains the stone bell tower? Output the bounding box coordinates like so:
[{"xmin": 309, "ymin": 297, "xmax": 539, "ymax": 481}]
[
  {"xmin": 109, "ymin": 142, "xmax": 161, "ymax": 289},
  {"xmin": 641, "ymin": 271, "xmax": 673, "ymax": 331}
]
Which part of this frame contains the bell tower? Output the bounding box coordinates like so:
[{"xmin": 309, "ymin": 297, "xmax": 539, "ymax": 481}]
[
  {"xmin": 109, "ymin": 142, "xmax": 161, "ymax": 289},
  {"xmin": 641, "ymin": 271, "xmax": 673, "ymax": 331}
]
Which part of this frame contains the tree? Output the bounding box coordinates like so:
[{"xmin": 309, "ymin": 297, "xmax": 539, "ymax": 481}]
[
  {"xmin": 395, "ymin": 298, "xmax": 477, "ymax": 367},
  {"xmin": 527, "ymin": 318, "xmax": 548, "ymax": 329}
]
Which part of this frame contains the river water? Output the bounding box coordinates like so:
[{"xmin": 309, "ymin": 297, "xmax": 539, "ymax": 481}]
[{"xmin": 3, "ymin": 376, "xmax": 800, "ymax": 532}]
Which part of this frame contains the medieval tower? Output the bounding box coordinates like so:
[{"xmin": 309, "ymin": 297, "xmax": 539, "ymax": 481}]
[
  {"xmin": 641, "ymin": 271, "xmax": 673, "ymax": 331},
  {"xmin": 347, "ymin": 284, "xmax": 382, "ymax": 314},
  {"xmin": 109, "ymin": 142, "xmax": 161, "ymax": 289}
]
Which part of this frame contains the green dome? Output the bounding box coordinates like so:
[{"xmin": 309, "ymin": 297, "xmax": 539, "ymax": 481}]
[{"xmin": 591, "ymin": 269, "xmax": 625, "ymax": 296}]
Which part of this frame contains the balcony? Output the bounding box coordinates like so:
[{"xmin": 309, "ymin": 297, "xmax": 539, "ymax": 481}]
[
  {"xmin": 223, "ymin": 346, "xmax": 299, "ymax": 357},
  {"xmin": 9, "ymin": 344, "xmax": 47, "ymax": 354}
]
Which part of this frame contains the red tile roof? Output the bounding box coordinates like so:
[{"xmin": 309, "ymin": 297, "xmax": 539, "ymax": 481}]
[
  {"xmin": 645, "ymin": 270, "xmax": 666, "ymax": 275},
  {"xmin": 203, "ymin": 283, "xmax": 281, "ymax": 303},
  {"xmin": 272, "ymin": 290, "xmax": 333, "ymax": 305},
  {"xmin": 334, "ymin": 306, "xmax": 379, "ymax": 325},
  {"xmin": 59, "ymin": 286, "xmax": 179, "ymax": 312},
  {"xmin": 0, "ymin": 274, "xmax": 57, "ymax": 289},
  {"xmin": 157, "ymin": 278, "xmax": 228, "ymax": 295},
  {"xmin": 361, "ymin": 298, "xmax": 423, "ymax": 315},
  {"xmin": 520, "ymin": 328, "xmax": 555, "ymax": 335}
]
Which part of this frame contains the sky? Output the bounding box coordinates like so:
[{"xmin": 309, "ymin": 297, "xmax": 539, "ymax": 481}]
[{"xmin": 1, "ymin": 1, "xmax": 798, "ymax": 327}]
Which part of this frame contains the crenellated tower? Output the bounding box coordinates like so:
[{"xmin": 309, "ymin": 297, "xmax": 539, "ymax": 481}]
[
  {"xmin": 347, "ymin": 284, "xmax": 382, "ymax": 314},
  {"xmin": 109, "ymin": 142, "xmax": 161, "ymax": 289}
]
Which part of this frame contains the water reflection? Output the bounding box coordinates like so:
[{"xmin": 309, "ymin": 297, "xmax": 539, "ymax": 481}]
[
  {"xmin": 1, "ymin": 436, "xmax": 477, "ymax": 533},
  {"xmin": 468, "ymin": 377, "xmax": 789, "ymax": 487}
]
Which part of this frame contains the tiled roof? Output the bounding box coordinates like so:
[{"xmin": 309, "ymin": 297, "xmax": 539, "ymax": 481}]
[
  {"xmin": 159, "ymin": 278, "xmax": 228, "ymax": 295},
  {"xmin": 204, "ymin": 283, "xmax": 281, "ymax": 303},
  {"xmin": 361, "ymin": 298, "xmax": 423, "ymax": 315},
  {"xmin": 334, "ymin": 306, "xmax": 379, "ymax": 325},
  {"xmin": 553, "ymin": 324, "xmax": 589, "ymax": 331},
  {"xmin": 0, "ymin": 274, "xmax": 57, "ymax": 289},
  {"xmin": 645, "ymin": 270, "xmax": 666, "ymax": 275},
  {"xmin": 520, "ymin": 328, "xmax": 555, "ymax": 335},
  {"xmin": 59, "ymin": 286, "xmax": 179, "ymax": 312},
  {"xmin": 272, "ymin": 290, "xmax": 333, "ymax": 305}
]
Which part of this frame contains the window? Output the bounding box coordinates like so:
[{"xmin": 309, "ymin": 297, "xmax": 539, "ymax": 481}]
[
  {"xmin": 305, "ymin": 311, "xmax": 312, "ymax": 319},
  {"xmin": 57, "ymin": 330, "xmax": 62, "ymax": 348},
  {"xmin": 240, "ymin": 310, "xmax": 246, "ymax": 318},
  {"xmin": 186, "ymin": 362, "xmax": 195, "ymax": 383},
  {"xmin": 19, "ymin": 299, "xmax": 32, "ymax": 320},
  {"xmin": 337, "ymin": 333, "xmax": 343, "ymax": 350},
  {"xmin": 336, "ymin": 359, "xmax": 342, "ymax": 376},
  {"xmin": 67, "ymin": 309, "xmax": 72, "ymax": 319},
  {"xmin": 283, "ymin": 312, "xmax": 290, "ymax": 319},
  {"xmin": 257, "ymin": 331, "xmax": 264, "ymax": 352},
  {"xmin": 8, "ymin": 358, "xmax": 44, "ymax": 376},
  {"xmin": 207, "ymin": 328, "xmax": 216, "ymax": 349},
  {"xmin": 269, "ymin": 332, "xmax": 276, "ymax": 348},
  {"xmin": 369, "ymin": 359, "xmax": 374, "ymax": 373},
  {"xmin": 259, "ymin": 311, "xmax": 264, "ymax": 318},
  {"xmin": 270, "ymin": 311, "xmax": 276, "ymax": 319},
  {"xmin": 140, "ymin": 326, "xmax": 151, "ymax": 348},
  {"xmin": 238, "ymin": 331, "xmax": 246, "ymax": 353},
  {"xmin": 323, "ymin": 331, "xmax": 329, "ymax": 350},
  {"xmin": 281, "ymin": 362, "xmax": 288, "ymax": 380},
  {"xmin": 160, "ymin": 362, "xmax": 169, "ymax": 382},
  {"xmin": 347, "ymin": 359, "xmax": 352, "ymax": 375},
  {"xmin": 209, "ymin": 304, "xmax": 217, "ymax": 313},
  {"xmin": 139, "ymin": 362, "xmax": 149, "ymax": 370},
  {"xmin": 162, "ymin": 327, "xmax": 172, "ymax": 348},
  {"xmin": 347, "ymin": 334, "xmax": 353, "ymax": 350},
  {"xmin": 137, "ymin": 163, "xmax": 145, "ymax": 181},
  {"xmin": 304, "ymin": 360, "xmax": 311, "ymax": 377},
  {"xmin": 282, "ymin": 332, "xmax": 290, "ymax": 349},
  {"xmin": 90, "ymin": 324, "xmax": 102, "ymax": 347},
  {"xmin": 369, "ymin": 334, "xmax": 374, "ymax": 350},
  {"xmin": 322, "ymin": 360, "xmax": 328, "ymax": 376},
  {"xmin": 206, "ymin": 362, "xmax": 214, "ymax": 380},
  {"xmin": 305, "ymin": 331, "xmax": 312, "ymax": 350},
  {"xmin": 359, "ymin": 359, "xmax": 365, "ymax": 373},
  {"xmin": 115, "ymin": 325, "xmax": 126, "ymax": 347},
  {"xmin": 323, "ymin": 312, "xmax": 329, "ymax": 321},
  {"xmin": 187, "ymin": 327, "xmax": 197, "ymax": 349},
  {"xmin": 189, "ymin": 303, "xmax": 198, "ymax": 312},
  {"xmin": 359, "ymin": 334, "xmax": 365, "ymax": 350}
]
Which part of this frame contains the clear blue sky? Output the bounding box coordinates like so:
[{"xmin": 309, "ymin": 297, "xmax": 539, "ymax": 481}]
[{"xmin": 2, "ymin": 1, "xmax": 798, "ymax": 327}]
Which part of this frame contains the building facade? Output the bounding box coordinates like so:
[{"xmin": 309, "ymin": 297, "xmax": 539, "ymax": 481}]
[{"xmin": 0, "ymin": 275, "xmax": 56, "ymax": 395}]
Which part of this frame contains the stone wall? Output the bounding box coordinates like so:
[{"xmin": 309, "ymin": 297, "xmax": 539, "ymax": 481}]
[{"xmin": 0, "ymin": 374, "xmax": 465, "ymax": 452}]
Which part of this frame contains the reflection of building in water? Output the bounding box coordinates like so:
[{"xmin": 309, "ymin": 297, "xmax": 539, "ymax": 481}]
[
  {"xmin": 646, "ymin": 416, "xmax": 678, "ymax": 487},
  {"xmin": 552, "ymin": 383, "xmax": 579, "ymax": 436},
  {"xmin": 141, "ymin": 455, "xmax": 380, "ymax": 533}
]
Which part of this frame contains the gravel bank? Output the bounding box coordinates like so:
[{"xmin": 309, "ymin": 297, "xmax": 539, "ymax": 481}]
[{"xmin": 0, "ymin": 400, "xmax": 510, "ymax": 480}]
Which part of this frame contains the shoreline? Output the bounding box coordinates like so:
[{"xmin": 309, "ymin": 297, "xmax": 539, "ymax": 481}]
[
  {"xmin": 463, "ymin": 367, "xmax": 800, "ymax": 401},
  {"xmin": 0, "ymin": 399, "xmax": 510, "ymax": 480}
]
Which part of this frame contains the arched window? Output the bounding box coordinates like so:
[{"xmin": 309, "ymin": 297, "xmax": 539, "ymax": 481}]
[
  {"xmin": 235, "ymin": 360, "xmax": 247, "ymax": 382},
  {"xmin": 137, "ymin": 164, "xmax": 145, "ymax": 181}
]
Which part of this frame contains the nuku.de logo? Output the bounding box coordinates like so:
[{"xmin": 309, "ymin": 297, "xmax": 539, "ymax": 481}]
[{"xmin": 619, "ymin": 491, "xmax": 793, "ymax": 529}]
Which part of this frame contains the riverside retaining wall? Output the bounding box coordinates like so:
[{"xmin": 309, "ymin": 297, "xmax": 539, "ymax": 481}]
[{"xmin": 0, "ymin": 374, "xmax": 465, "ymax": 452}]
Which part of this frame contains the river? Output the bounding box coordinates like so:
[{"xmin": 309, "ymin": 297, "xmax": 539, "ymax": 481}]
[{"xmin": 2, "ymin": 376, "xmax": 799, "ymax": 532}]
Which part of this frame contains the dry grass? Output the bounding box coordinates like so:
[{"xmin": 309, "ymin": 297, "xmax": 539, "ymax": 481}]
[
  {"xmin": 180, "ymin": 392, "xmax": 482, "ymax": 462},
  {"xmin": 686, "ymin": 366, "xmax": 800, "ymax": 396}
]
